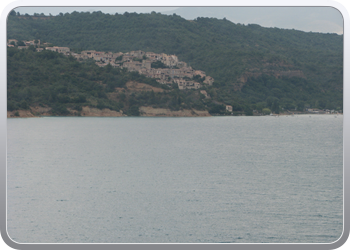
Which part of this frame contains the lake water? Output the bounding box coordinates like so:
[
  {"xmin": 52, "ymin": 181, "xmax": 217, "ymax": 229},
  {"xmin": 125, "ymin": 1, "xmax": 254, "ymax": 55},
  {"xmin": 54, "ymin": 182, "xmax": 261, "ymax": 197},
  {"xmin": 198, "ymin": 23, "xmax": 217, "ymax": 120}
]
[{"xmin": 7, "ymin": 115, "xmax": 343, "ymax": 243}]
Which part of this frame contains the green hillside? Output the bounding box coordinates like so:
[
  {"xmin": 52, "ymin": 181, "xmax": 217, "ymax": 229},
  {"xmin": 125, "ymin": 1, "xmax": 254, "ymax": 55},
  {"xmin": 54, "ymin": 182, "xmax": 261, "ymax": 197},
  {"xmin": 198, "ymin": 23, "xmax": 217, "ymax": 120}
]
[
  {"xmin": 7, "ymin": 47, "xmax": 213, "ymax": 116},
  {"xmin": 7, "ymin": 11, "xmax": 343, "ymax": 115}
]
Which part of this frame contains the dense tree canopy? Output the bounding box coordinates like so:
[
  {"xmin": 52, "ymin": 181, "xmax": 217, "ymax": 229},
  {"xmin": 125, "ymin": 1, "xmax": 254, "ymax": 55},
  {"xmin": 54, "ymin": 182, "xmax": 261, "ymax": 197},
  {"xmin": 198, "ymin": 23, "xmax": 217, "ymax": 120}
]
[
  {"xmin": 7, "ymin": 48, "xmax": 210, "ymax": 115},
  {"xmin": 7, "ymin": 12, "xmax": 343, "ymax": 114}
]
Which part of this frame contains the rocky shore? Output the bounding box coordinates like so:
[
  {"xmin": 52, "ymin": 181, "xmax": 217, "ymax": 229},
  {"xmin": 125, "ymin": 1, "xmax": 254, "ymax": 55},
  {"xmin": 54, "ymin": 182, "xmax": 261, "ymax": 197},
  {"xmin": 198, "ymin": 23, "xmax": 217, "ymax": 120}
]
[{"xmin": 7, "ymin": 106, "xmax": 211, "ymax": 118}]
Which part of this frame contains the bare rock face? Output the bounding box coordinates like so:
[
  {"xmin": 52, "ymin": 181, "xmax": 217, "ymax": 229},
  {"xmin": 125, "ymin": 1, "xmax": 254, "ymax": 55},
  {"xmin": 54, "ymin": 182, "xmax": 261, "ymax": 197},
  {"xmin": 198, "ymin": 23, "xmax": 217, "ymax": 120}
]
[
  {"xmin": 7, "ymin": 110, "xmax": 36, "ymax": 118},
  {"xmin": 7, "ymin": 106, "xmax": 125, "ymax": 118},
  {"xmin": 79, "ymin": 107, "xmax": 124, "ymax": 117},
  {"xmin": 139, "ymin": 106, "xmax": 211, "ymax": 117},
  {"xmin": 7, "ymin": 106, "xmax": 52, "ymax": 118},
  {"xmin": 233, "ymin": 68, "xmax": 306, "ymax": 91}
]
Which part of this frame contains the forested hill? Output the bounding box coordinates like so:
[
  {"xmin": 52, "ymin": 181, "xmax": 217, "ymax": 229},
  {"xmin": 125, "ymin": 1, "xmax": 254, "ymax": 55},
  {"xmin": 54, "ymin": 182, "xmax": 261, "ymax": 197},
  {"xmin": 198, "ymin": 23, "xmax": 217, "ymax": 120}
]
[
  {"xmin": 7, "ymin": 11, "xmax": 343, "ymax": 113},
  {"xmin": 8, "ymin": 47, "xmax": 209, "ymax": 116}
]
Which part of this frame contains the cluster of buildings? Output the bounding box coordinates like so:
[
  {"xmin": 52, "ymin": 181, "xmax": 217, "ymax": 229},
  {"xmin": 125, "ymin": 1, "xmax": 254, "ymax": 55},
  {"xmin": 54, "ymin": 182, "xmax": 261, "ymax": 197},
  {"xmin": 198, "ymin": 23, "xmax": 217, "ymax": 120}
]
[
  {"xmin": 7, "ymin": 39, "xmax": 51, "ymax": 50},
  {"xmin": 8, "ymin": 39, "xmax": 214, "ymax": 90},
  {"xmin": 74, "ymin": 49, "xmax": 215, "ymax": 89}
]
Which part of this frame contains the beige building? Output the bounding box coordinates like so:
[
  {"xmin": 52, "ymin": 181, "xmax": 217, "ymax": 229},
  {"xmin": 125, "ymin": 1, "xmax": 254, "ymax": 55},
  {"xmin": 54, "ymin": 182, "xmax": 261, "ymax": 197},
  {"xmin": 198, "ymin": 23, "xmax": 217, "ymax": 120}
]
[
  {"xmin": 24, "ymin": 39, "xmax": 40, "ymax": 46},
  {"xmin": 175, "ymin": 79, "xmax": 201, "ymax": 90},
  {"xmin": 130, "ymin": 50, "xmax": 146, "ymax": 59},
  {"xmin": 194, "ymin": 70, "xmax": 206, "ymax": 78},
  {"xmin": 142, "ymin": 60, "xmax": 152, "ymax": 70},
  {"xmin": 80, "ymin": 50, "xmax": 97, "ymax": 58},
  {"xmin": 145, "ymin": 52, "xmax": 162, "ymax": 61},
  {"xmin": 204, "ymin": 76, "xmax": 214, "ymax": 85},
  {"xmin": 161, "ymin": 54, "xmax": 178, "ymax": 67},
  {"xmin": 7, "ymin": 39, "xmax": 18, "ymax": 45},
  {"xmin": 46, "ymin": 46, "xmax": 70, "ymax": 55}
]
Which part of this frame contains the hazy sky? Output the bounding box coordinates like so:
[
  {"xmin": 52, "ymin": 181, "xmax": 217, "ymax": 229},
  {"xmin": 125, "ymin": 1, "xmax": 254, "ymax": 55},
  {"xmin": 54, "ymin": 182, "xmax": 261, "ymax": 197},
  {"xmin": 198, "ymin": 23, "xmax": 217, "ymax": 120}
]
[{"xmin": 14, "ymin": 6, "xmax": 344, "ymax": 34}]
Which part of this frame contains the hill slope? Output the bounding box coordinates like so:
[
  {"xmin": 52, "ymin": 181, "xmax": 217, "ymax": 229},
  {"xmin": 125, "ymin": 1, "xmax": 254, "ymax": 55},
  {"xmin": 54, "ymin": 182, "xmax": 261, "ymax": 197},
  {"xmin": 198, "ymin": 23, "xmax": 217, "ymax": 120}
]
[
  {"xmin": 7, "ymin": 48, "xmax": 210, "ymax": 116},
  {"xmin": 7, "ymin": 12, "xmax": 343, "ymax": 113}
]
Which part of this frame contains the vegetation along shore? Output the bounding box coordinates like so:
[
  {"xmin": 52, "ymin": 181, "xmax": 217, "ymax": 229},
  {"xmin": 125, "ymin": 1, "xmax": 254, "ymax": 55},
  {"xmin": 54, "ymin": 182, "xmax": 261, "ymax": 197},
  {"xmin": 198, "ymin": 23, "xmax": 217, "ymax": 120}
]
[{"xmin": 7, "ymin": 11, "xmax": 343, "ymax": 117}]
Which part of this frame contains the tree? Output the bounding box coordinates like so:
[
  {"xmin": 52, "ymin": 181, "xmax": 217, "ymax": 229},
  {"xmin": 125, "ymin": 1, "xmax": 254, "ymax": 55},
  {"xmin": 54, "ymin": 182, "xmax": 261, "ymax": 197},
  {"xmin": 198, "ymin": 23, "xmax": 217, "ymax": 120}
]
[
  {"xmin": 115, "ymin": 55, "xmax": 123, "ymax": 61},
  {"xmin": 52, "ymin": 104, "xmax": 70, "ymax": 115},
  {"xmin": 244, "ymin": 106, "xmax": 253, "ymax": 116},
  {"xmin": 7, "ymin": 101, "xmax": 18, "ymax": 111},
  {"xmin": 262, "ymin": 108, "xmax": 271, "ymax": 115},
  {"xmin": 296, "ymin": 101, "xmax": 304, "ymax": 111},
  {"xmin": 128, "ymin": 105, "xmax": 140, "ymax": 116},
  {"xmin": 19, "ymin": 100, "xmax": 29, "ymax": 110},
  {"xmin": 209, "ymin": 104, "xmax": 225, "ymax": 114},
  {"xmin": 255, "ymin": 102, "xmax": 266, "ymax": 113},
  {"xmin": 271, "ymin": 99, "xmax": 280, "ymax": 114},
  {"xmin": 6, "ymin": 12, "xmax": 343, "ymax": 116},
  {"xmin": 151, "ymin": 61, "xmax": 168, "ymax": 69},
  {"xmin": 104, "ymin": 63, "xmax": 113, "ymax": 73}
]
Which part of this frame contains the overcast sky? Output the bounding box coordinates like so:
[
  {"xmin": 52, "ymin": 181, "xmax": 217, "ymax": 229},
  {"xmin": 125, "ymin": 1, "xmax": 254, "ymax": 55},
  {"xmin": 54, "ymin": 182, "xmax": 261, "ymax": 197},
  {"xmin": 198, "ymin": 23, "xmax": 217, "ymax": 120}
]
[{"xmin": 13, "ymin": 6, "xmax": 344, "ymax": 34}]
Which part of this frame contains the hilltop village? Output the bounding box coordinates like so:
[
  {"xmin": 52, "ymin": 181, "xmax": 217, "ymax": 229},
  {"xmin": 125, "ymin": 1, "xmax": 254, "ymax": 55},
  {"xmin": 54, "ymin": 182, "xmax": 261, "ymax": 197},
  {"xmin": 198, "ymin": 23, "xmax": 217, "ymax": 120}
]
[{"xmin": 7, "ymin": 39, "xmax": 214, "ymax": 90}]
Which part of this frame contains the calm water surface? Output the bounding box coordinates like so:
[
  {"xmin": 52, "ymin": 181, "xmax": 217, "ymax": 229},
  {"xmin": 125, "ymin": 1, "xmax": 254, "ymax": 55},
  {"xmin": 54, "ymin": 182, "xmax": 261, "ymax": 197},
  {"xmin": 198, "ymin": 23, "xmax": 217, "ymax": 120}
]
[{"xmin": 7, "ymin": 115, "xmax": 343, "ymax": 243}]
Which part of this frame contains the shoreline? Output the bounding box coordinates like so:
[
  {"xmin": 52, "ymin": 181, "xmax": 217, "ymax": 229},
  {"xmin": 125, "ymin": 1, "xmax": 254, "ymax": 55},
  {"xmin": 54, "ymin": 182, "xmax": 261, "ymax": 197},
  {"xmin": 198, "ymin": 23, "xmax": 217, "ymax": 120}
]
[
  {"xmin": 7, "ymin": 102, "xmax": 342, "ymax": 119},
  {"xmin": 7, "ymin": 106, "xmax": 212, "ymax": 118},
  {"xmin": 7, "ymin": 105, "xmax": 342, "ymax": 118}
]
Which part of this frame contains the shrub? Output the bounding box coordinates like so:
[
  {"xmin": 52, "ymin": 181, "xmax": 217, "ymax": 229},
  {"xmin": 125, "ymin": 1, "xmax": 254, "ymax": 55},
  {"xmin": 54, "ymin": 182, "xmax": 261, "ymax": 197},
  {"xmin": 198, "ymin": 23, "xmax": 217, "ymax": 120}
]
[
  {"xmin": 52, "ymin": 104, "xmax": 70, "ymax": 115},
  {"xmin": 7, "ymin": 101, "xmax": 18, "ymax": 111},
  {"xmin": 262, "ymin": 108, "xmax": 271, "ymax": 115},
  {"xmin": 127, "ymin": 105, "xmax": 140, "ymax": 116}
]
